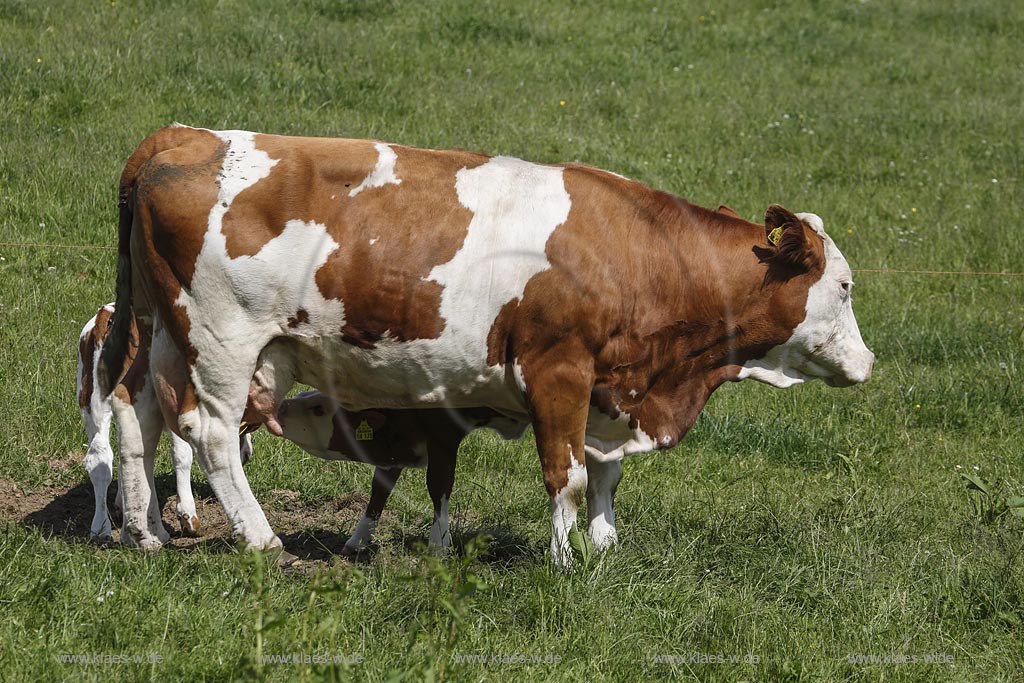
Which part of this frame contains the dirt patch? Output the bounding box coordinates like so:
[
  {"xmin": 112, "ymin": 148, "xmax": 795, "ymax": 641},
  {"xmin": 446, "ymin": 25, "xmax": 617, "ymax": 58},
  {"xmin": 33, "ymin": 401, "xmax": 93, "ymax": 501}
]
[
  {"xmin": 0, "ymin": 476, "xmax": 534, "ymax": 567},
  {"xmin": 0, "ymin": 476, "xmax": 370, "ymax": 558}
]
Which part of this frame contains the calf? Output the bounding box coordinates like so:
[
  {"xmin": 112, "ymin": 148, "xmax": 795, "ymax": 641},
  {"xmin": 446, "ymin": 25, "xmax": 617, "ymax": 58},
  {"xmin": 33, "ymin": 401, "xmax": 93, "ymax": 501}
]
[
  {"xmin": 278, "ymin": 391, "xmax": 525, "ymax": 555},
  {"xmin": 77, "ymin": 303, "xmax": 253, "ymax": 541}
]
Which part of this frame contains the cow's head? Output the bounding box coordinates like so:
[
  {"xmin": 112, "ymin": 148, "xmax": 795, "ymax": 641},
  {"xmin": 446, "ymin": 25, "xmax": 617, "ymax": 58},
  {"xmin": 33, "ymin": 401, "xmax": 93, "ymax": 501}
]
[{"xmin": 741, "ymin": 205, "xmax": 874, "ymax": 388}]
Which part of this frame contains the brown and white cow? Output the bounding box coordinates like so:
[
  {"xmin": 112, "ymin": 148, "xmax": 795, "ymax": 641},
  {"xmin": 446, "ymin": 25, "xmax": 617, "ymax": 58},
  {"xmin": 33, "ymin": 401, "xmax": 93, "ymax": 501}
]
[
  {"xmin": 278, "ymin": 391, "xmax": 526, "ymax": 555},
  {"xmin": 101, "ymin": 125, "xmax": 873, "ymax": 564},
  {"xmin": 77, "ymin": 303, "xmax": 254, "ymax": 542}
]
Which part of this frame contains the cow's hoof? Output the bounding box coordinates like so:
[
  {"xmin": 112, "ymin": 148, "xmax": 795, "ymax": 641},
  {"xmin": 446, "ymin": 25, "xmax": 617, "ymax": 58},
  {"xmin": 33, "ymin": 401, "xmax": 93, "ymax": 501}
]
[
  {"xmin": 121, "ymin": 533, "xmax": 164, "ymax": 551},
  {"xmin": 276, "ymin": 550, "xmax": 302, "ymax": 568},
  {"xmin": 89, "ymin": 531, "xmax": 113, "ymax": 545},
  {"xmin": 178, "ymin": 514, "xmax": 203, "ymax": 537}
]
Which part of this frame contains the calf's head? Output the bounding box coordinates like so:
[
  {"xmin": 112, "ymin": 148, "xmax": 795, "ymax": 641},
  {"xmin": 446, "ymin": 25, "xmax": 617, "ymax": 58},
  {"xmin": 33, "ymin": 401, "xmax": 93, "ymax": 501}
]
[
  {"xmin": 742, "ymin": 206, "xmax": 874, "ymax": 388},
  {"xmin": 277, "ymin": 391, "xmax": 342, "ymax": 454}
]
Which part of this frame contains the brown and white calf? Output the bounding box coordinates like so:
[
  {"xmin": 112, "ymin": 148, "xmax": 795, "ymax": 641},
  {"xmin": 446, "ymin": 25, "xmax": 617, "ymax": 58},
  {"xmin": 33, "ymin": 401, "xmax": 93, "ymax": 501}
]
[
  {"xmin": 278, "ymin": 391, "xmax": 525, "ymax": 555},
  {"xmin": 78, "ymin": 303, "xmax": 254, "ymax": 542},
  {"xmin": 101, "ymin": 125, "xmax": 873, "ymax": 564}
]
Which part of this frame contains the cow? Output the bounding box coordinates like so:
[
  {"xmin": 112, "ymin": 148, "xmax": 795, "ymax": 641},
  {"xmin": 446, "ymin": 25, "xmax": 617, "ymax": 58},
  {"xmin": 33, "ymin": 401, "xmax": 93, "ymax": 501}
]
[
  {"xmin": 78, "ymin": 302, "xmax": 256, "ymax": 542},
  {"xmin": 100, "ymin": 125, "xmax": 873, "ymax": 565},
  {"xmin": 278, "ymin": 390, "xmax": 526, "ymax": 555}
]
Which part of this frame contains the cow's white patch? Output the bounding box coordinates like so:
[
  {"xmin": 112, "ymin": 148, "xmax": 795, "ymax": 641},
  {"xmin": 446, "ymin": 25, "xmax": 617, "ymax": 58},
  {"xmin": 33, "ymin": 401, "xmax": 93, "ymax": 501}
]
[
  {"xmin": 369, "ymin": 237, "xmax": 378, "ymax": 245},
  {"xmin": 294, "ymin": 155, "xmax": 570, "ymax": 416},
  {"xmin": 349, "ymin": 143, "xmax": 401, "ymax": 198},
  {"xmin": 584, "ymin": 409, "xmax": 660, "ymax": 462},
  {"xmin": 628, "ymin": 389, "xmax": 638, "ymax": 398}
]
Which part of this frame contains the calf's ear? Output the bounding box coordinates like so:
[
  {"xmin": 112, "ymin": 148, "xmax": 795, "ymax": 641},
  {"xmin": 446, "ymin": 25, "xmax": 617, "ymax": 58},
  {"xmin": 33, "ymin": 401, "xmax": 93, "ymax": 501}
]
[
  {"xmin": 765, "ymin": 204, "xmax": 820, "ymax": 272},
  {"xmin": 715, "ymin": 204, "xmax": 742, "ymax": 219}
]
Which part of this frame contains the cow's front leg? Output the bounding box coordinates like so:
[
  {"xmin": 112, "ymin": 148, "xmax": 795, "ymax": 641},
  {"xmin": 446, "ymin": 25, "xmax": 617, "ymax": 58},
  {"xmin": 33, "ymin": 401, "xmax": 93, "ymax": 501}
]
[
  {"xmin": 525, "ymin": 361, "xmax": 593, "ymax": 568},
  {"xmin": 584, "ymin": 454, "xmax": 621, "ymax": 552},
  {"xmin": 426, "ymin": 444, "xmax": 458, "ymax": 554},
  {"xmin": 111, "ymin": 374, "xmax": 168, "ymax": 549},
  {"xmin": 342, "ymin": 466, "xmax": 402, "ymax": 556},
  {"xmin": 169, "ymin": 432, "xmax": 202, "ymax": 536}
]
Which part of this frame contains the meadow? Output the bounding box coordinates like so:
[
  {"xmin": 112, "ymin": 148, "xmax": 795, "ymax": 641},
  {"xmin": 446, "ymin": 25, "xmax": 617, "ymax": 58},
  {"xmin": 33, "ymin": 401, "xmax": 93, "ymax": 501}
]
[{"xmin": 1, "ymin": 0, "xmax": 1022, "ymax": 680}]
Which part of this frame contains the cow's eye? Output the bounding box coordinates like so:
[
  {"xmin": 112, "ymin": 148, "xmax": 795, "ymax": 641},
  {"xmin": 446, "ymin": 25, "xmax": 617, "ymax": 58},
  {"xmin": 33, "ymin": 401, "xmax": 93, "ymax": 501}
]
[
  {"xmin": 312, "ymin": 404, "xmax": 325, "ymax": 417},
  {"xmin": 840, "ymin": 281, "xmax": 852, "ymax": 295}
]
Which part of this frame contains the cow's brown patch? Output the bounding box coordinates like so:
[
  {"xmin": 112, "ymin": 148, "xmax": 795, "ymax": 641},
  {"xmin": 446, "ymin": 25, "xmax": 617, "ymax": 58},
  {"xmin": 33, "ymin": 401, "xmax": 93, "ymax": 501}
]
[
  {"xmin": 485, "ymin": 298, "xmax": 520, "ymax": 366},
  {"xmin": 287, "ymin": 309, "xmax": 309, "ymax": 329},
  {"xmin": 311, "ymin": 145, "xmax": 490, "ymax": 345}
]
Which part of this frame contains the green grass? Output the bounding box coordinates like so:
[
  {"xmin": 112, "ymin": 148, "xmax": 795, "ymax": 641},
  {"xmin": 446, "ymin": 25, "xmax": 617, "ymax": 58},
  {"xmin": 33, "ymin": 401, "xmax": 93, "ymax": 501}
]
[{"xmin": 1, "ymin": 0, "xmax": 1023, "ymax": 681}]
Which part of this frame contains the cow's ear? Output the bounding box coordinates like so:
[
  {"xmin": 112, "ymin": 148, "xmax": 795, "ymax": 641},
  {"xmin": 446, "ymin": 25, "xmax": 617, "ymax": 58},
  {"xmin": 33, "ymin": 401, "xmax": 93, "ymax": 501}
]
[
  {"xmin": 765, "ymin": 205, "xmax": 819, "ymax": 272},
  {"xmin": 361, "ymin": 411, "xmax": 387, "ymax": 431},
  {"xmin": 715, "ymin": 204, "xmax": 742, "ymax": 219}
]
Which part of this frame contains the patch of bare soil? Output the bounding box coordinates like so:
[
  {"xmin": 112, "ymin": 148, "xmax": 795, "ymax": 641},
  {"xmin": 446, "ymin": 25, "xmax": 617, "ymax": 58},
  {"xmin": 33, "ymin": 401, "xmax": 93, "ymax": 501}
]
[{"xmin": 0, "ymin": 476, "xmax": 534, "ymax": 567}]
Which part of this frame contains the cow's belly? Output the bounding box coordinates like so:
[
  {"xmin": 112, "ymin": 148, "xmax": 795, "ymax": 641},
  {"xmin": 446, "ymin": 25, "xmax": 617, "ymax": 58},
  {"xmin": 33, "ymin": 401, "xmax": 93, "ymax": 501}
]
[{"xmin": 289, "ymin": 335, "xmax": 531, "ymax": 415}]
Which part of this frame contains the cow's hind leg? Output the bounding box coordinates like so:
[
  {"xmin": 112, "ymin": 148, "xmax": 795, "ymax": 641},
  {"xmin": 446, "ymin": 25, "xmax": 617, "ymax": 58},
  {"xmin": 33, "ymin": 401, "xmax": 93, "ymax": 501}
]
[
  {"xmin": 170, "ymin": 431, "xmax": 202, "ymax": 536},
  {"xmin": 343, "ymin": 466, "xmax": 402, "ymax": 556},
  {"xmin": 111, "ymin": 373, "xmax": 169, "ymax": 549},
  {"xmin": 584, "ymin": 455, "xmax": 621, "ymax": 552},
  {"xmin": 171, "ymin": 337, "xmax": 285, "ymax": 552}
]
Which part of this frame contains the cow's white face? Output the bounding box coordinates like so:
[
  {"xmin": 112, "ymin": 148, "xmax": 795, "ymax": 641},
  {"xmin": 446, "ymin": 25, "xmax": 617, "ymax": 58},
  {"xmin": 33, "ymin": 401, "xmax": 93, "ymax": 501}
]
[
  {"xmin": 742, "ymin": 213, "xmax": 874, "ymax": 388},
  {"xmin": 278, "ymin": 391, "xmax": 338, "ymax": 454}
]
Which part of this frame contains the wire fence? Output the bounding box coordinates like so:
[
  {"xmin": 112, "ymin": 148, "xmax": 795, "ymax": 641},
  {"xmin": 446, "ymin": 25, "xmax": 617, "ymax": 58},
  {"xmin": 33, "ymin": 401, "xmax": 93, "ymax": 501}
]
[{"xmin": 1, "ymin": 241, "xmax": 1022, "ymax": 277}]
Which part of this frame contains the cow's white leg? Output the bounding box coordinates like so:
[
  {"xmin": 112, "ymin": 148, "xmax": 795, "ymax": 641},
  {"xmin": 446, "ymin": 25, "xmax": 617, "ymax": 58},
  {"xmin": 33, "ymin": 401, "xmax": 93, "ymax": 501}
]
[
  {"xmin": 170, "ymin": 337, "xmax": 284, "ymax": 552},
  {"xmin": 549, "ymin": 452, "xmax": 587, "ymax": 567},
  {"xmin": 585, "ymin": 455, "xmax": 621, "ymax": 552},
  {"xmin": 111, "ymin": 375, "xmax": 169, "ymax": 549},
  {"xmin": 169, "ymin": 431, "xmax": 201, "ymax": 536},
  {"xmin": 81, "ymin": 406, "xmax": 114, "ymax": 542},
  {"xmin": 343, "ymin": 467, "xmax": 402, "ymax": 556}
]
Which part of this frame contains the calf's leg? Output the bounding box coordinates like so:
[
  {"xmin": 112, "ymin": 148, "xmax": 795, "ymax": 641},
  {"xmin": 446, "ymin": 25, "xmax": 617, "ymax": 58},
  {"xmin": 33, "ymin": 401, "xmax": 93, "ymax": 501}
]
[{"xmin": 342, "ymin": 466, "xmax": 403, "ymax": 556}]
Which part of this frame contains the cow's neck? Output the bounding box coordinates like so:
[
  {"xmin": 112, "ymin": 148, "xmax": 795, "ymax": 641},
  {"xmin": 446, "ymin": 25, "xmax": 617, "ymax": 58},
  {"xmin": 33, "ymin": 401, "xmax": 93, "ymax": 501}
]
[{"xmin": 616, "ymin": 197, "xmax": 796, "ymax": 444}]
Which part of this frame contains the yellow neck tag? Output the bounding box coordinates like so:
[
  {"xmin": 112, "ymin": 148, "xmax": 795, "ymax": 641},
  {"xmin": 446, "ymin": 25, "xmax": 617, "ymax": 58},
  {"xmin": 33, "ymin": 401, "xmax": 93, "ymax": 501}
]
[
  {"xmin": 238, "ymin": 421, "xmax": 248, "ymax": 436},
  {"xmin": 768, "ymin": 226, "xmax": 783, "ymax": 246},
  {"xmin": 355, "ymin": 419, "xmax": 374, "ymax": 441}
]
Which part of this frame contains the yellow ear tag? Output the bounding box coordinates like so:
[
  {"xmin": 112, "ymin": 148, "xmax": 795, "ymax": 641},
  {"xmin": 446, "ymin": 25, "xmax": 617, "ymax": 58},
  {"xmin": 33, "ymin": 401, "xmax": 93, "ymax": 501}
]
[
  {"xmin": 768, "ymin": 226, "xmax": 783, "ymax": 246},
  {"xmin": 238, "ymin": 421, "xmax": 248, "ymax": 436},
  {"xmin": 355, "ymin": 419, "xmax": 374, "ymax": 441}
]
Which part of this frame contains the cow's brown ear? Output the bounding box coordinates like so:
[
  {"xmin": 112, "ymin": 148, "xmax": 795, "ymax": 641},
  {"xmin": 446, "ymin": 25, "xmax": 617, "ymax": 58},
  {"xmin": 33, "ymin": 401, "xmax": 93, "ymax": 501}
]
[
  {"xmin": 716, "ymin": 204, "xmax": 742, "ymax": 219},
  {"xmin": 765, "ymin": 205, "xmax": 818, "ymax": 272}
]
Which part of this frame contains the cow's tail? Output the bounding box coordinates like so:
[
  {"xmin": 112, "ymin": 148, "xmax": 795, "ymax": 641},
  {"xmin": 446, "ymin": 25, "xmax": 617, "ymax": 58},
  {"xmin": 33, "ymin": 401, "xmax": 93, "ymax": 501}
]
[
  {"xmin": 98, "ymin": 183, "xmax": 137, "ymax": 396},
  {"xmin": 98, "ymin": 127, "xmax": 181, "ymax": 396}
]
